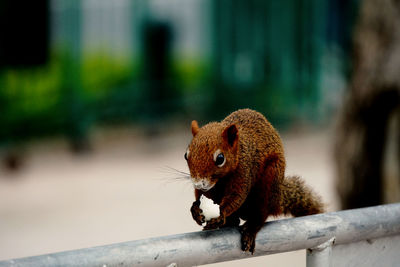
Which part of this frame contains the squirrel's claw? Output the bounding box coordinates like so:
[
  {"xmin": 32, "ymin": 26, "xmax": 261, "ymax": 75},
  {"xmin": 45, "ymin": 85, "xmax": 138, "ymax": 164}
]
[
  {"xmin": 203, "ymin": 214, "xmax": 226, "ymax": 230},
  {"xmin": 239, "ymin": 225, "xmax": 256, "ymax": 254},
  {"xmin": 190, "ymin": 201, "xmax": 205, "ymax": 225},
  {"xmin": 241, "ymin": 235, "xmax": 255, "ymax": 254}
]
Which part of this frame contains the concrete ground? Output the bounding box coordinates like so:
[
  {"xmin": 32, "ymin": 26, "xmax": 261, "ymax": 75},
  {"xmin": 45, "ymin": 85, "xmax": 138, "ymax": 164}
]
[{"xmin": 0, "ymin": 125, "xmax": 338, "ymax": 266}]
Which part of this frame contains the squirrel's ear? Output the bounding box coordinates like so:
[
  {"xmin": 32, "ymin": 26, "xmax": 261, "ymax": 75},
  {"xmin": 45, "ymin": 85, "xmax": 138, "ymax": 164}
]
[
  {"xmin": 191, "ymin": 120, "xmax": 200, "ymax": 136},
  {"xmin": 222, "ymin": 124, "xmax": 238, "ymax": 148}
]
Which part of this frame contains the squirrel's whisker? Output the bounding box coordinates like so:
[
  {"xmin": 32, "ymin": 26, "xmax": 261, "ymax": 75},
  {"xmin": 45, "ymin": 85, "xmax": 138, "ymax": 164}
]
[{"xmin": 159, "ymin": 166, "xmax": 190, "ymax": 177}]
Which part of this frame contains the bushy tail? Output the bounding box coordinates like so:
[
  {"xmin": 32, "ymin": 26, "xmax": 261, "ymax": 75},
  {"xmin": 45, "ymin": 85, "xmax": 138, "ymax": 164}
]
[{"xmin": 280, "ymin": 175, "xmax": 324, "ymax": 217}]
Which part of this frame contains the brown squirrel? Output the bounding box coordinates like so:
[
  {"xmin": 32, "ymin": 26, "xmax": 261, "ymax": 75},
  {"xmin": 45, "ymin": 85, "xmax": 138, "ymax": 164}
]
[{"xmin": 185, "ymin": 108, "xmax": 324, "ymax": 253}]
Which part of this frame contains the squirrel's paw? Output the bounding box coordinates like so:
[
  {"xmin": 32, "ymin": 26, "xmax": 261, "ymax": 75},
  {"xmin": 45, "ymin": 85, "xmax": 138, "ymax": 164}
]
[
  {"xmin": 239, "ymin": 226, "xmax": 256, "ymax": 254},
  {"xmin": 190, "ymin": 201, "xmax": 205, "ymax": 226},
  {"xmin": 203, "ymin": 214, "xmax": 226, "ymax": 230}
]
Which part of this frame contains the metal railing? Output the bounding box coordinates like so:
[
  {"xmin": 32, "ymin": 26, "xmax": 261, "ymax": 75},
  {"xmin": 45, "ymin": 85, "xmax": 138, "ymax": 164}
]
[{"xmin": 1, "ymin": 203, "xmax": 399, "ymax": 267}]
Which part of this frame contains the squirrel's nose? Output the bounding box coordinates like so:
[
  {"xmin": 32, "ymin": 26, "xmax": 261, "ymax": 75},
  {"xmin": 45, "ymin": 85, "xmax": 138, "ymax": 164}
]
[
  {"xmin": 193, "ymin": 181, "xmax": 204, "ymax": 189},
  {"xmin": 192, "ymin": 179, "xmax": 207, "ymax": 189}
]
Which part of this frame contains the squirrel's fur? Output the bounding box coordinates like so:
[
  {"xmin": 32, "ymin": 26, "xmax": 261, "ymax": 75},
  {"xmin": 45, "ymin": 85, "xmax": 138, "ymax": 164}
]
[{"xmin": 186, "ymin": 109, "xmax": 324, "ymax": 253}]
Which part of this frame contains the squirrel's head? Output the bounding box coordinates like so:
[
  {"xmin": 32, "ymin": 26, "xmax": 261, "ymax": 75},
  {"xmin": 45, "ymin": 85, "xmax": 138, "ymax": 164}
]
[{"xmin": 185, "ymin": 120, "xmax": 239, "ymax": 192}]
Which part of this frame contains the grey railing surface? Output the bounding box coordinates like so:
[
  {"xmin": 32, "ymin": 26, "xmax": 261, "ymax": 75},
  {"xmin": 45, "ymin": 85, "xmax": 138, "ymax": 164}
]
[{"xmin": 1, "ymin": 203, "xmax": 400, "ymax": 267}]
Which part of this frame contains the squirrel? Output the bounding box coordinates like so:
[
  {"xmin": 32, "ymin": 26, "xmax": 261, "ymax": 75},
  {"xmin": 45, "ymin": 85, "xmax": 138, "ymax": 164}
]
[{"xmin": 185, "ymin": 108, "xmax": 324, "ymax": 253}]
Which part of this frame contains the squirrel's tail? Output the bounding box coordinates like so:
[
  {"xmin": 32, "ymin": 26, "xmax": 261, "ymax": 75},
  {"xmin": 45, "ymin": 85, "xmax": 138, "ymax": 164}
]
[{"xmin": 280, "ymin": 175, "xmax": 324, "ymax": 217}]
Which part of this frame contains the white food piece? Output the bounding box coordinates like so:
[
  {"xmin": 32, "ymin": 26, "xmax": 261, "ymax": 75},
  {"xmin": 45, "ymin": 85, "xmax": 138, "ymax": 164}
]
[{"xmin": 199, "ymin": 195, "xmax": 220, "ymax": 222}]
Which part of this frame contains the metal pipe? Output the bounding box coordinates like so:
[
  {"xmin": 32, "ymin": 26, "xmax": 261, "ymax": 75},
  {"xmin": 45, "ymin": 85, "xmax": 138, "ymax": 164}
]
[{"xmin": 1, "ymin": 203, "xmax": 400, "ymax": 267}]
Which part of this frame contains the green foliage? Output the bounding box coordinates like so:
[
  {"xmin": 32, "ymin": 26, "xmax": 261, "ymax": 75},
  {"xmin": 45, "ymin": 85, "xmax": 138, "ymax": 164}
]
[
  {"xmin": 0, "ymin": 48, "xmax": 213, "ymax": 142},
  {"xmin": 81, "ymin": 52, "xmax": 137, "ymax": 99},
  {"xmin": 0, "ymin": 50, "xmax": 137, "ymax": 141},
  {"xmin": 2, "ymin": 56, "xmax": 62, "ymax": 118},
  {"xmin": 171, "ymin": 58, "xmax": 212, "ymax": 91}
]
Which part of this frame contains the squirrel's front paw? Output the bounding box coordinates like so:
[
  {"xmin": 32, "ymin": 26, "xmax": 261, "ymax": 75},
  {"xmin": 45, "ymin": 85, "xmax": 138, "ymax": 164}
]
[
  {"xmin": 203, "ymin": 214, "xmax": 226, "ymax": 230},
  {"xmin": 190, "ymin": 201, "xmax": 205, "ymax": 225}
]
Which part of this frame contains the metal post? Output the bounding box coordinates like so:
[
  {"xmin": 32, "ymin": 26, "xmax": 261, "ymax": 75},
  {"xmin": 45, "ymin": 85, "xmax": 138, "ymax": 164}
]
[{"xmin": 306, "ymin": 237, "xmax": 335, "ymax": 267}]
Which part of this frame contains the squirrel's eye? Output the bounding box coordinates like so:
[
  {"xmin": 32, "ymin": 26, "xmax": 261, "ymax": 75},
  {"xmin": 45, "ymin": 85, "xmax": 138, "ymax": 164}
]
[
  {"xmin": 184, "ymin": 149, "xmax": 190, "ymax": 161},
  {"xmin": 184, "ymin": 152, "xmax": 188, "ymax": 160},
  {"xmin": 215, "ymin": 153, "xmax": 225, "ymax": 167}
]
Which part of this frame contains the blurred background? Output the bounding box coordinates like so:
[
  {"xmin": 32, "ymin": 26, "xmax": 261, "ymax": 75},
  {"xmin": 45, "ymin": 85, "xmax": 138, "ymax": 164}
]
[{"xmin": 0, "ymin": 0, "xmax": 399, "ymax": 266}]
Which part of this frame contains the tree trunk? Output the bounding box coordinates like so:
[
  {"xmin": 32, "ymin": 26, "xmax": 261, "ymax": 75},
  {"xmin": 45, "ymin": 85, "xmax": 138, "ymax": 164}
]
[{"xmin": 335, "ymin": 0, "xmax": 400, "ymax": 209}]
